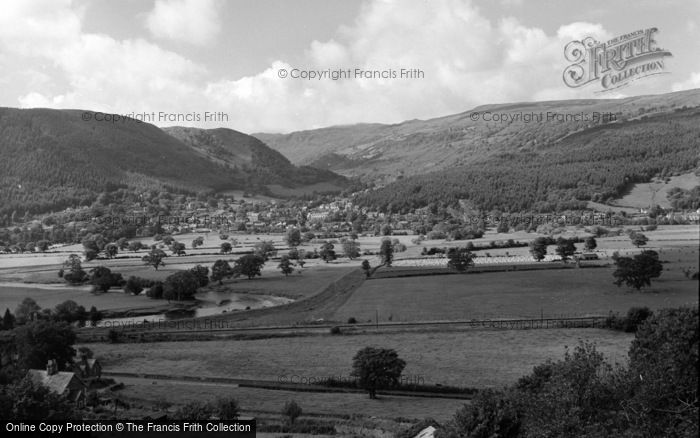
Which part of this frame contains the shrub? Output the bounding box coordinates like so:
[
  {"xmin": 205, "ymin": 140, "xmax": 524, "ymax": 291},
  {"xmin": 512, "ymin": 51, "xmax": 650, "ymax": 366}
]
[
  {"xmin": 347, "ymin": 317, "xmax": 357, "ymax": 324},
  {"xmin": 330, "ymin": 326, "xmax": 341, "ymax": 335}
]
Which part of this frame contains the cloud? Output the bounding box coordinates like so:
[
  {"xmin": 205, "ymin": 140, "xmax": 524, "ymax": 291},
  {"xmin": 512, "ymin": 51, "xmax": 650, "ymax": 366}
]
[
  {"xmin": 7, "ymin": 0, "xmax": 676, "ymax": 134},
  {"xmin": 672, "ymin": 72, "xmax": 700, "ymax": 92},
  {"xmin": 0, "ymin": 0, "xmax": 206, "ymax": 114},
  {"xmin": 145, "ymin": 0, "xmax": 222, "ymax": 46},
  {"xmin": 205, "ymin": 1, "xmax": 614, "ymax": 132}
]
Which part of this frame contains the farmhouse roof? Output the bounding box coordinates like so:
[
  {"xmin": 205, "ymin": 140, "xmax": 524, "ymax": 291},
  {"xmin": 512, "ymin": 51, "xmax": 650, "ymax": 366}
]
[{"xmin": 26, "ymin": 369, "xmax": 83, "ymax": 396}]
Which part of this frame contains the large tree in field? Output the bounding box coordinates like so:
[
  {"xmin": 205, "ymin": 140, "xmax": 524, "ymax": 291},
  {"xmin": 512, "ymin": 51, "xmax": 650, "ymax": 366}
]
[
  {"xmin": 351, "ymin": 347, "xmax": 406, "ymax": 399},
  {"xmin": 104, "ymin": 243, "xmax": 118, "ymax": 259},
  {"xmin": 163, "ymin": 271, "xmax": 199, "ymax": 301},
  {"xmin": 379, "ymin": 238, "xmax": 394, "ymax": 267},
  {"xmin": 447, "ymin": 247, "xmax": 475, "ymax": 272},
  {"xmin": 285, "ymin": 228, "xmax": 302, "ymax": 248},
  {"xmin": 319, "ymin": 242, "xmax": 336, "ymax": 263},
  {"xmin": 613, "ymin": 250, "xmax": 663, "ymax": 291},
  {"xmin": 342, "ymin": 238, "xmax": 361, "ymax": 260},
  {"xmin": 234, "ymin": 254, "xmax": 265, "ymax": 280},
  {"xmin": 210, "ymin": 260, "xmax": 235, "ymax": 285},
  {"xmin": 220, "ymin": 242, "xmax": 232, "ymax": 254},
  {"xmin": 142, "ymin": 247, "xmax": 167, "ymax": 270},
  {"xmin": 555, "ymin": 237, "xmax": 576, "ymax": 263},
  {"xmin": 529, "ymin": 237, "xmax": 548, "ymax": 261},
  {"xmin": 278, "ymin": 255, "xmax": 294, "ymax": 276},
  {"xmin": 170, "ymin": 241, "xmax": 186, "ymax": 256},
  {"xmin": 629, "ymin": 231, "xmax": 649, "ymax": 248},
  {"xmin": 59, "ymin": 254, "xmax": 87, "ymax": 284}
]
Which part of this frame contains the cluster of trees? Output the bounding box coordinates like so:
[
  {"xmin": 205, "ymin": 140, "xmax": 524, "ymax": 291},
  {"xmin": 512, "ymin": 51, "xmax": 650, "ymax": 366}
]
[
  {"xmin": 1, "ymin": 298, "xmax": 102, "ymax": 331},
  {"xmin": 437, "ymin": 307, "xmax": 698, "ymax": 437}
]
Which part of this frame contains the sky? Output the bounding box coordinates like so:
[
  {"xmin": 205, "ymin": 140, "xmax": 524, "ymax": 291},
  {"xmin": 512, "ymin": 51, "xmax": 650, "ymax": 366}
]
[{"xmin": 1, "ymin": 0, "xmax": 699, "ymax": 133}]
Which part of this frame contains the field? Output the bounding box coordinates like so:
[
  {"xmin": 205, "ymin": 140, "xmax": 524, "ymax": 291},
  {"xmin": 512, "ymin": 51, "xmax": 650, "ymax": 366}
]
[
  {"xmin": 116, "ymin": 377, "xmax": 466, "ymax": 422},
  {"xmin": 331, "ymin": 264, "xmax": 699, "ymax": 323},
  {"xmin": 613, "ymin": 172, "xmax": 699, "ymax": 209},
  {"xmin": 86, "ymin": 328, "xmax": 633, "ymax": 388}
]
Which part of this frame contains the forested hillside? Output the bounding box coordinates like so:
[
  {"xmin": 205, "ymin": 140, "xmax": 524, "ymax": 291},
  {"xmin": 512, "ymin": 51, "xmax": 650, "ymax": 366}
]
[
  {"xmin": 0, "ymin": 108, "xmax": 345, "ymax": 217},
  {"xmin": 354, "ymin": 107, "xmax": 700, "ymax": 213},
  {"xmin": 164, "ymin": 127, "xmax": 345, "ymax": 188}
]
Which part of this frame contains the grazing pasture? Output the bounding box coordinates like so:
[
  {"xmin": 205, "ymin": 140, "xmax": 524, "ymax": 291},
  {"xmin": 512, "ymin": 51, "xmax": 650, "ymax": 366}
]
[
  {"xmin": 87, "ymin": 328, "xmax": 633, "ymax": 388},
  {"xmin": 332, "ymin": 263, "xmax": 699, "ymax": 323}
]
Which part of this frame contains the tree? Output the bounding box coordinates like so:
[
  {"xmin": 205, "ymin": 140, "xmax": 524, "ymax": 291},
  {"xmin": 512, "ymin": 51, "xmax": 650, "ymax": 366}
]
[
  {"xmin": 191, "ymin": 236, "xmax": 204, "ymax": 249},
  {"xmin": 0, "ymin": 377, "xmax": 74, "ymax": 421},
  {"xmin": 555, "ymin": 237, "xmax": 576, "ymax": 263},
  {"xmin": 104, "ymin": 243, "xmax": 118, "ymax": 259},
  {"xmin": 234, "ymin": 254, "xmax": 265, "ymax": 280},
  {"xmin": 319, "ymin": 242, "xmax": 336, "ymax": 263},
  {"xmin": 278, "ymin": 255, "xmax": 294, "ymax": 276},
  {"xmin": 380, "ymin": 224, "xmax": 393, "ymax": 236},
  {"xmin": 210, "ymin": 260, "xmax": 235, "ymax": 285},
  {"xmin": 172, "ymin": 401, "xmax": 213, "ymax": 421},
  {"xmin": 14, "ymin": 320, "xmax": 76, "ymax": 370},
  {"xmin": 361, "ymin": 260, "xmax": 371, "ymax": 278},
  {"xmin": 88, "ymin": 306, "xmax": 102, "ymax": 326},
  {"xmin": 613, "ymin": 250, "xmax": 663, "ymax": 291},
  {"xmin": 447, "ymin": 247, "xmax": 475, "ymax": 272},
  {"xmin": 53, "ymin": 300, "xmax": 86, "ymax": 324},
  {"xmin": 626, "ymin": 307, "xmax": 698, "ymax": 436},
  {"xmin": 128, "ymin": 241, "xmax": 143, "ymax": 252},
  {"xmin": 15, "ymin": 298, "xmax": 40, "ymax": 325},
  {"xmin": 379, "ymin": 238, "xmax": 394, "ymax": 267},
  {"xmin": 497, "ymin": 219, "xmax": 510, "ymax": 234},
  {"xmin": 170, "ymin": 241, "xmax": 186, "ymax": 256},
  {"xmin": 584, "ymin": 236, "xmax": 597, "ymax": 251},
  {"xmin": 342, "ymin": 239, "xmax": 361, "ymax": 259},
  {"xmin": 253, "ymin": 240, "xmax": 277, "ymax": 260},
  {"xmin": 529, "ymin": 237, "xmax": 548, "ymax": 261},
  {"xmin": 351, "ymin": 347, "xmax": 406, "ymax": 399},
  {"xmin": 89, "ymin": 266, "xmax": 116, "ymax": 293},
  {"xmin": 124, "ymin": 276, "xmax": 145, "ymax": 295},
  {"xmin": 442, "ymin": 389, "xmax": 521, "ymax": 438},
  {"xmin": 116, "ymin": 237, "xmax": 129, "ymax": 250},
  {"xmin": 214, "ymin": 397, "xmax": 239, "ymax": 420},
  {"xmin": 60, "ymin": 254, "xmax": 87, "ymax": 284},
  {"xmin": 286, "ymin": 228, "xmax": 302, "ymax": 247},
  {"xmin": 36, "ymin": 240, "xmax": 50, "ymax": 252},
  {"xmin": 146, "ymin": 281, "xmax": 164, "ymax": 299},
  {"xmin": 630, "ymin": 231, "xmax": 649, "ymax": 248},
  {"xmin": 2, "ymin": 308, "xmax": 15, "ymax": 330},
  {"xmin": 163, "ymin": 271, "xmax": 199, "ymax": 301},
  {"xmin": 190, "ymin": 265, "xmax": 209, "ymax": 287},
  {"xmin": 282, "ymin": 400, "xmax": 302, "ymax": 424},
  {"xmin": 220, "ymin": 242, "xmax": 232, "ymax": 254},
  {"xmin": 142, "ymin": 247, "xmax": 166, "ymax": 270}
]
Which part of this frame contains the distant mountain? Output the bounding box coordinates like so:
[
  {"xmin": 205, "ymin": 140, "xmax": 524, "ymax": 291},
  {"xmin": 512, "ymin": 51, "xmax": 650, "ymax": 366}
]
[
  {"xmin": 0, "ymin": 108, "xmax": 345, "ymax": 216},
  {"xmin": 256, "ymin": 89, "xmax": 700, "ymax": 212},
  {"xmin": 255, "ymin": 89, "xmax": 700, "ymax": 181}
]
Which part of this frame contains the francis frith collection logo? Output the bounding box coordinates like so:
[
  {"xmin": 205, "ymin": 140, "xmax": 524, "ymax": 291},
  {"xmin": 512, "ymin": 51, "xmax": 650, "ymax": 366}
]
[{"xmin": 563, "ymin": 28, "xmax": 672, "ymax": 91}]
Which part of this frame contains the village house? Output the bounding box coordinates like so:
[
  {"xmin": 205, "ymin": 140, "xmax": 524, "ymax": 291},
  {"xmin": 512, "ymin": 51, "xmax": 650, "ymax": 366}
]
[
  {"xmin": 26, "ymin": 359, "xmax": 88, "ymax": 407},
  {"xmin": 70, "ymin": 355, "xmax": 102, "ymax": 381}
]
